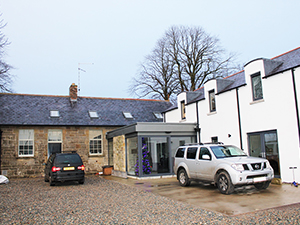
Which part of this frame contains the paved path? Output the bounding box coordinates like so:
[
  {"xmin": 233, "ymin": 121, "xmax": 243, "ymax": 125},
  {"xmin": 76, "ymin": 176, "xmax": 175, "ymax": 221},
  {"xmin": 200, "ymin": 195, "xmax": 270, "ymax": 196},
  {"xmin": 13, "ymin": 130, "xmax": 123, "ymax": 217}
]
[{"xmin": 0, "ymin": 176, "xmax": 300, "ymax": 224}]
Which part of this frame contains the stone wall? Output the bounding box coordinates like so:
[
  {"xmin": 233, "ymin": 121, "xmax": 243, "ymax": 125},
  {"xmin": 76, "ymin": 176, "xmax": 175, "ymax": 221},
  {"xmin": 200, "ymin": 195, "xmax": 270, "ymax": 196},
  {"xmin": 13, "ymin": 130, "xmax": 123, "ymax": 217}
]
[
  {"xmin": 0, "ymin": 126, "xmax": 118, "ymax": 178},
  {"xmin": 112, "ymin": 135, "xmax": 126, "ymax": 172}
]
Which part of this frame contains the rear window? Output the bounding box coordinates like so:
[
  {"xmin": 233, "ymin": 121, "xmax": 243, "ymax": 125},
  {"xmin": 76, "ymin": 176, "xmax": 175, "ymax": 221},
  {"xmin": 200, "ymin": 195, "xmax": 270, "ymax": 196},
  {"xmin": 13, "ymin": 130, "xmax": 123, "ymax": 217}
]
[
  {"xmin": 175, "ymin": 148, "xmax": 185, "ymax": 158},
  {"xmin": 55, "ymin": 154, "xmax": 82, "ymax": 164},
  {"xmin": 187, "ymin": 147, "xmax": 198, "ymax": 159}
]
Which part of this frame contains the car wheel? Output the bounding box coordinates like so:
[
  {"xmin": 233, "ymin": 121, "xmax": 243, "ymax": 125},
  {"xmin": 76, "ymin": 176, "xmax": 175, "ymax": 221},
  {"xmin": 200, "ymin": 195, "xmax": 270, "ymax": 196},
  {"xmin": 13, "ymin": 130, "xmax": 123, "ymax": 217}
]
[
  {"xmin": 254, "ymin": 181, "xmax": 270, "ymax": 190},
  {"xmin": 178, "ymin": 169, "xmax": 190, "ymax": 187},
  {"xmin": 79, "ymin": 179, "xmax": 85, "ymax": 184},
  {"xmin": 217, "ymin": 171, "xmax": 234, "ymax": 195},
  {"xmin": 49, "ymin": 176, "xmax": 55, "ymax": 186},
  {"xmin": 44, "ymin": 174, "xmax": 49, "ymax": 182}
]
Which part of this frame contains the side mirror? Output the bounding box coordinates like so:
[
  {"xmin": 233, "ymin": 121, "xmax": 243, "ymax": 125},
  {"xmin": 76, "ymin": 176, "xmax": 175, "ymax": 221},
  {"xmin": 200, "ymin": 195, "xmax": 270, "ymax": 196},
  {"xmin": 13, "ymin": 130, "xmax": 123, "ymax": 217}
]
[{"xmin": 202, "ymin": 154, "xmax": 211, "ymax": 160}]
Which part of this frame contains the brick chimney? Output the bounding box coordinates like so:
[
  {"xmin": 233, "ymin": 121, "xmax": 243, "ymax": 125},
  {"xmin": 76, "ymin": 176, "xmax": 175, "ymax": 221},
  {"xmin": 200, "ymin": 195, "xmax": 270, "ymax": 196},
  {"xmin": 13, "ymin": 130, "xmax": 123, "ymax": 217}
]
[{"xmin": 69, "ymin": 83, "xmax": 78, "ymax": 103}]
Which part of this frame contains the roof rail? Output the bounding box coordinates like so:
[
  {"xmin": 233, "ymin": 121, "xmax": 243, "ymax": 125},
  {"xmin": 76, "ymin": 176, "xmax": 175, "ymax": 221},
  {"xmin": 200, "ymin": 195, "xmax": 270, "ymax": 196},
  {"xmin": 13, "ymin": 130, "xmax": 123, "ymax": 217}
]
[
  {"xmin": 203, "ymin": 142, "xmax": 224, "ymax": 145},
  {"xmin": 184, "ymin": 143, "xmax": 204, "ymax": 146}
]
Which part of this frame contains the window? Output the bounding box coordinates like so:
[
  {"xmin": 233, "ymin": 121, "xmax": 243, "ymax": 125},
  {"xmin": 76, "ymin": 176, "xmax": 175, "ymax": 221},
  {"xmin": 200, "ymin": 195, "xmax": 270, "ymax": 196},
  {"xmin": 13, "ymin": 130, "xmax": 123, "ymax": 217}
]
[
  {"xmin": 181, "ymin": 101, "xmax": 186, "ymax": 120},
  {"xmin": 89, "ymin": 111, "xmax": 99, "ymax": 118},
  {"xmin": 211, "ymin": 136, "xmax": 218, "ymax": 143},
  {"xmin": 18, "ymin": 129, "xmax": 34, "ymax": 156},
  {"xmin": 123, "ymin": 112, "xmax": 133, "ymax": 119},
  {"xmin": 199, "ymin": 147, "xmax": 211, "ymax": 160},
  {"xmin": 89, "ymin": 130, "xmax": 102, "ymax": 155},
  {"xmin": 186, "ymin": 147, "xmax": 198, "ymax": 159},
  {"xmin": 48, "ymin": 129, "xmax": 62, "ymax": 156},
  {"xmin": 50, "ymin": 110, "xmax": 59, "ymax": 118},
  {"xmin": 153, "ymin": 112, "xmax": 163, "ymax": 119},
  {"xmin": 175, "ymin": 148, "xmax": 185, "ymax": 158},
  {"xmin": 209, "ymin": 90, "xmax": 216, "ymax": 112},
  {"xmin": 251, "ymin": 72, "xmax": 263, "ymax": 100}
]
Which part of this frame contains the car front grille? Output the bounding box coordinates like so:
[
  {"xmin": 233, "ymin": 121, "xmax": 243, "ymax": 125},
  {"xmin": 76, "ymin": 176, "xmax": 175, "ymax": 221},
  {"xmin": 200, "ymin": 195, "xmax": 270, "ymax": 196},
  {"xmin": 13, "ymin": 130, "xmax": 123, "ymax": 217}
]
[{"xmin": 251, "ymin": 163, "xmax": 262, "ymax": 170}]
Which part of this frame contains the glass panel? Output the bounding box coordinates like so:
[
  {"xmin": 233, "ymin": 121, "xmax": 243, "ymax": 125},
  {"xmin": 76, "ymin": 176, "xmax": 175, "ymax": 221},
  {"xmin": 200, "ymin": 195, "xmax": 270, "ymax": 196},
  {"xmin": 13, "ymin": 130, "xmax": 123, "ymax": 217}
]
[
  {"xmin": 252, "ymin": 74, "xmax": 263, "ymax": 100},
  {"xmin": 264, "ymin": 132, "xmax": 280, "ymax": 176},
  {"xmin": 126, "ymin": 136, "xmax": 138, "ymax": 176},
  {"xmin": 249, "ymin": 134, "xmax": 262, "ymax": 157},
  {"xmin": 48, "ymin": 143, "xmax": 61, "ymax": 155},
  {"xmin": 141, "ymin": 137, "xmax": 169, "ymax": 175},
  {"xmin": 209, "ymin": 90, "xmax": 216, "ymax": 112},
  {"xmin": 48, "ymin": 130, "xmax": 62, "ymax": 142}
]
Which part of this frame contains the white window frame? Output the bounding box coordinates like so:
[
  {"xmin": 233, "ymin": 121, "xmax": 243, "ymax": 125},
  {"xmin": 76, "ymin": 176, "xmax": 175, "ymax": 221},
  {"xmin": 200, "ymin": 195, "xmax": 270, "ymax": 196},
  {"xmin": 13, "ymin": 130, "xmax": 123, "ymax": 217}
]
[
  {"xmin": 209, "ymin": 89, "xmax": 216, "ymax": 112},
  {"xmin": 123, "ymin": 112, "xmax": 133, "ymax": 119},
  {"xmin": 89, "ymin": 111, "xmax": 99, "ymax": 118},
  {"xmin": 18, "ymin": 129, "xmax": 34, "ymax": 157},
  {"xmin": 50, "ymin": 110, "xmax": 60, "ymax": 118},
  {"xmin": 89, "ymin": 130, "xmax": 103, "ymax": 155}
]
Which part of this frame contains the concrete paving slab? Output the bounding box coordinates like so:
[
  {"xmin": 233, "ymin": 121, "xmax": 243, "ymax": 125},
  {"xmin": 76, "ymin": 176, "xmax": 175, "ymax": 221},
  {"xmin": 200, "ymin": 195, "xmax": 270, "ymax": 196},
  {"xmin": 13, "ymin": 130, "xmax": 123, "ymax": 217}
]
[{"xmin": 103, "ymin": 176, "xmax": 300, "ymax": 215}]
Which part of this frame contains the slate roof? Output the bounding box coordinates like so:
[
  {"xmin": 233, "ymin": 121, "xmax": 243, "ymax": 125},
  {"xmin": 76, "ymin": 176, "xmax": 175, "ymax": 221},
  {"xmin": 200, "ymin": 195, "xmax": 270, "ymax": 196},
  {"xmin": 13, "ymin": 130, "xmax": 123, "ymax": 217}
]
[{"xmin": 0, "ymin": 94, "xmax": 172, "ymax": 126}]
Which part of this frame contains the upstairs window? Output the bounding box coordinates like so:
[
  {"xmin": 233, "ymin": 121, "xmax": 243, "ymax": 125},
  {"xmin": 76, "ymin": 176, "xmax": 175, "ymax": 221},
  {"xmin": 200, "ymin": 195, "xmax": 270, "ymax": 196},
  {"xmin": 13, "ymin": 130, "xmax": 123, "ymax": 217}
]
[
  {"xmin": 153, "ymin": 112, "xmax": 163, "ymax": 119},
  {"xmin": 181, "ymin": 101, "xmax": 186, "ymax": 120},
  {"xmin": 19, "ymin": 129, "xmax": 34, "ymax": 157},
  {"xmin": 123, "ymin": 112, "xmax": 133, "ymax": 119},
  {"xmin": 251, "ymin": 72, "xmax": 263, "ymax": 101},
  {"xmin": 50, "ymin": 110, "xmax": 59, "ymax": 118},
  {"xmin": 89, "ymin": 111, "xmax": 99, "ymax": 118},
  {"xmin": 209, "ymin": 90, "xmax": 216, "ymax": 112}
]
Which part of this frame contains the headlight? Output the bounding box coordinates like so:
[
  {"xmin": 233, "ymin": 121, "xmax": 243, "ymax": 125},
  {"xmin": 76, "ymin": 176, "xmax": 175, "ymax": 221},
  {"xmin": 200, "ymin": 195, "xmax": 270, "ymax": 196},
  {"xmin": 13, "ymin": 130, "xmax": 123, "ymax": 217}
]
[
  {"xmin": 231, "ymin": 164, "xmax": 244, "ymax": 171},
  {"xmin": 265, "ymin": 160, "xmax": 272, "ymax": 169}
]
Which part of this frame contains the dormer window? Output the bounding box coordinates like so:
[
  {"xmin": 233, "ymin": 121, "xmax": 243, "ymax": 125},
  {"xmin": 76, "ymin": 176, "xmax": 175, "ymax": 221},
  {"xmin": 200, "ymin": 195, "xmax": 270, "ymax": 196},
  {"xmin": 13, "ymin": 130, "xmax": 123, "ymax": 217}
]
[
  {"xmin": 209, "ymin": 90, "xmax": 216, "ymax": 112},
  {"xmin": 153, "ymin": 112, "xmax": 163, "ymax": 119},
  {"xmin": 251, "ymin": 72, "xmax": 263, "ymax": 101},
  {"xmin": 89, "ymin": 111, "xmax": 99, "ymax": 118},
  {"xmin": 181, "ymin": 101, "xmax": 186, "ymax": 120},
  {"xmin": 50, "ymin": 110, "xmax": 59, "ymax": 118},
  {"xmin": 123, "ymin": 112, "xmax": 133, "ymax": 119}
]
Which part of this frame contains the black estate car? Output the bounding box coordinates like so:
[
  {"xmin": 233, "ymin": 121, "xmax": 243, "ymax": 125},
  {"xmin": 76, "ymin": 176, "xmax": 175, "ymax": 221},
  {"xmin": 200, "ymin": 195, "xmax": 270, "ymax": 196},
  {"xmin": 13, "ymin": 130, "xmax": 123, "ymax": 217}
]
[{"xmin": 44, "ymin": 152, "xmax": 85, "ymax": 186}]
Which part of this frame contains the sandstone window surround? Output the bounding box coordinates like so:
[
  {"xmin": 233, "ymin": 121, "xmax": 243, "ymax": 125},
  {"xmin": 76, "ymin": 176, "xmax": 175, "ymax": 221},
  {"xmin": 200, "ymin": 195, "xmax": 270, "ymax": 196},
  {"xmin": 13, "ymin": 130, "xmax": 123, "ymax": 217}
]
[
  {"xmin": 18, "ymin": 129, "xmax": 34, "ymax": 157},
  {"xmin": 89, "ymin": 130, "xmax": 103, "ymax": 155}
]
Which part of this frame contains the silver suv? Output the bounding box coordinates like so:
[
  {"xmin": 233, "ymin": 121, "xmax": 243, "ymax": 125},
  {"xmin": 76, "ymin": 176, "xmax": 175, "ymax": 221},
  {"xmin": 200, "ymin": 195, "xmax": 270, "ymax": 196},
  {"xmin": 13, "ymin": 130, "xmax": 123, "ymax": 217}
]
[{"xmin": 173, "ymin": 143, "xmax": 274, "ymax": 194}]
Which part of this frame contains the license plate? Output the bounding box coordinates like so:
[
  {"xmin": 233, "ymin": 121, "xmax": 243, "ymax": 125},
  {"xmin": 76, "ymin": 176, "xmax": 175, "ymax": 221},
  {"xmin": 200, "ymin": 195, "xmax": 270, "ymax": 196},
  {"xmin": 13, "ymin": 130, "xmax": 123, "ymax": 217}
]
[
  {"xmin": 63, "ymin": 167, "xmax": 75, "ymax": 171},
  {"xmin": 253, "ymin": 177, "xmax": 267, "ymax": 182}
]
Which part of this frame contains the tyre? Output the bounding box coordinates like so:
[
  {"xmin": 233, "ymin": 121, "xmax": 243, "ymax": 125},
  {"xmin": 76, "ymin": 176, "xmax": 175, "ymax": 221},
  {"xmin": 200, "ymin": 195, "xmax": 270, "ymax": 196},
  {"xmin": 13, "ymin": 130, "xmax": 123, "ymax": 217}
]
[
  {"xmin": 44, "ymin": 174, "xmax": 49, "ymax": 182},
  {"xmin": 217, "ymin": 171, "xmax": 234, "ymax": 195},
  {"xmin": 254, "ymin": 181, "xmax": 270, "ymax": 190},
  {"xmin": 49, "ymin": 176, "xmax": 55, "ymax": 186},
  {"xmin": 79, "ymin": 179, "xmax": 85, "ymax": 184},
  {"xmin": 178, "ymin": 169, "xmax": 190, "ymax": 187}
]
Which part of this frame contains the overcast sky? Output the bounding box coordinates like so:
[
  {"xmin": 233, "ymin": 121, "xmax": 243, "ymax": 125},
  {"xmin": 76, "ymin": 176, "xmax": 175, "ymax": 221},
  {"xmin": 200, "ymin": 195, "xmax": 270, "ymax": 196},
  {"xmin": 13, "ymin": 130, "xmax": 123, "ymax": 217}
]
[{"xmin": 1, "ymin": 0, "xmax": 299, "ymax": 98}]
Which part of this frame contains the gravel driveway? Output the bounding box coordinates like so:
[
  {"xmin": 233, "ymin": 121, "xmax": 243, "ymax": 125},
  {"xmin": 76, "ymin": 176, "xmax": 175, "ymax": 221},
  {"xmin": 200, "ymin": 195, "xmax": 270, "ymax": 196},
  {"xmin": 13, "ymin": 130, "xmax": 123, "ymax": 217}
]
[{"xmin": 0, "ymin": 176, "xmax": 300, "ymax": 224}]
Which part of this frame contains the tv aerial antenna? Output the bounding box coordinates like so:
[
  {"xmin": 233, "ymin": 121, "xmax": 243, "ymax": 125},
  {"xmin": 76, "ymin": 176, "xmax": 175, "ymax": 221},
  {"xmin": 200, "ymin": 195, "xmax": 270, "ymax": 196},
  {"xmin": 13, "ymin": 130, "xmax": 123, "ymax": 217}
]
[{"xmin": 78, "ymin": 62, "xmax": 94, "ymax": 96}]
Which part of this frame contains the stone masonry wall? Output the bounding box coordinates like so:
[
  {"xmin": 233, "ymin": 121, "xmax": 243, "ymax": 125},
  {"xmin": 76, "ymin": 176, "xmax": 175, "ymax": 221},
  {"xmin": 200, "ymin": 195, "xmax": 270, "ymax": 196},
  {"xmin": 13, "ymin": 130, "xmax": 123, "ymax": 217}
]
[
  {"xmin": 113, "ymin": 135, "xmax": 126, "ymax": 172},
  {"xmin": 0, "ymin": 126, "xmax": 118, "ymax": 178}
]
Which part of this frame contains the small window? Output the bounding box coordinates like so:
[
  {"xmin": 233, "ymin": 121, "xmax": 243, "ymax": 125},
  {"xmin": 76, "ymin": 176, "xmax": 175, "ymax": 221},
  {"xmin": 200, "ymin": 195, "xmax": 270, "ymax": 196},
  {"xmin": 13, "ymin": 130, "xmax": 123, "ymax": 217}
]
[
  {"xmin": 50, "ymin": 110, "xmax": 59, "ymax": 118},
  {"xmin": 89, "ymin": 130, "xmax": 102, "ymax": 155},
  {"xmin": 181, "ymin": 101, "xmax": 186, "ymax": 120},
  {"xmin": 19, "ymin": 129, "xmax": 34, "ymax": 156},
  {"xmin": 153, "ymin": 112, "xmax": 163, "ymax": 119},
  {"xmin": 209, "ymin": 90, "xmax": 216, "ymax": 112},
  {"xmin": 89, "ymin": 111, "xmax": 99, "ymax": 118},
  {"xmin": 211, "ymin": 136, "xmax": 218, "ymax": 143},
  {"xmin": 251, "ymin": 72, "xmax": 263, "ymax": 101},
  {"xmin": 123, "ymin": 112, "xmax": 133, "ymax": 119},
  {"xmin": 175, "ymin": 147, "xmax": 185, "ymax": 158},
  {"xmin": 199, "ymin": 147, "xmax": 211, "ymax": 160},
  {"xmin": 186, "ymin": 147, "xmax": 198, "ymax": 159},
  {"xmin": 48, "ymin": 129, "xmax": 62, "ymax": 156}
]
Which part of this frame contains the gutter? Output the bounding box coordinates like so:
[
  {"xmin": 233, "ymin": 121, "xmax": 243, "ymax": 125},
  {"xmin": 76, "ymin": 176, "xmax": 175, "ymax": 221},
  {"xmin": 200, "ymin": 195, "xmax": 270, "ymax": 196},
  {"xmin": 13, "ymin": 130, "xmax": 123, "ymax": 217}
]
[{"xmin": 291, "ymin": 69, "xmax": 300, "ymax": 146}]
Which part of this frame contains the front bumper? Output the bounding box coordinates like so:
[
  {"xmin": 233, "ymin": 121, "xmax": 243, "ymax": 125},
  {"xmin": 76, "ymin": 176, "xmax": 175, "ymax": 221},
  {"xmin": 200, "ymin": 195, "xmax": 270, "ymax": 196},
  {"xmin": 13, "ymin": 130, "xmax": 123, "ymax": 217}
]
[{"xmin": 230, "ymin": 168, "xmax": 274, "ymax": 186}]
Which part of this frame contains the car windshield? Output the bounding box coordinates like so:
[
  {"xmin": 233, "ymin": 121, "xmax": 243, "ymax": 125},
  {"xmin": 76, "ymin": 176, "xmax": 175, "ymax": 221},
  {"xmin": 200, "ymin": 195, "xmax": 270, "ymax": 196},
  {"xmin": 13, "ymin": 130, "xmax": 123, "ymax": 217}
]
[
  {"xmin": 210, "ymin": 145, "xmax": 247, "ymax": 158},
  {"xmin": 56, "ymin": 154, "xmax": 81, "ymax": 164}
]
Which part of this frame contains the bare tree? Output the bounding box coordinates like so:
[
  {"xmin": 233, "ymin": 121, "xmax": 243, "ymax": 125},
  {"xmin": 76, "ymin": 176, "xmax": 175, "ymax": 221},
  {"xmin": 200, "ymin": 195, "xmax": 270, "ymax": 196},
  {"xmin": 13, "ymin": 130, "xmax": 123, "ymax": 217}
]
[
  {"xmin": 130, "ymin": 38, "xmax": 179, "ymax": 102},
  {"xmin": 130, "ymin": 25, "xmax": 238, "ymax": 101},
  {"xmin": 0, "ymin": 16, "xmax": 13, "ymax": 93}
]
